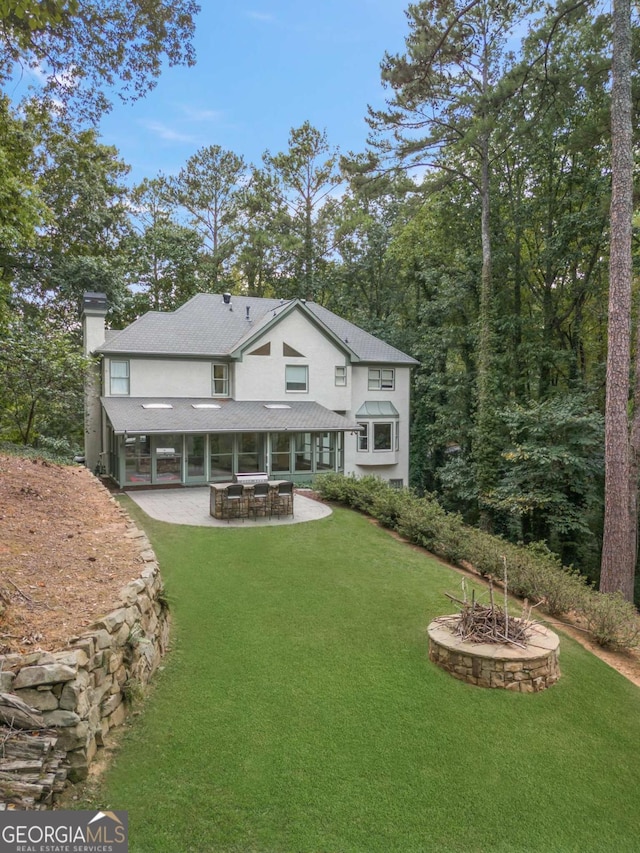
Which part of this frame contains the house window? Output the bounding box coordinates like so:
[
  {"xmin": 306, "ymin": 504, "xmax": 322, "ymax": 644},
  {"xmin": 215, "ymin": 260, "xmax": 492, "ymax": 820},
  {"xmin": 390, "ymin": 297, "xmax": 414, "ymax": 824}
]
[
  {"xmin": 373, "ymin": 422, "xmax": 393, "ymax": 451},
  {"xmin": 124, "ymin": 435, "xmax": 150, "ymax": 483},
  {"xmin": 294, "ymin": 432, "xmax": 312, "ymax": 470},
  {"xmin": 316, "ymin": 433, "xmax": 335, "ymax": 470},
  {"xmin": 270, "ymin": 433, "xmax": 291, "ymax": 473},
  {"xmin": 212, "ymin": 363, "xmax": 229, "ymax": 397},
  {"xmin": 357, "ymin": 422, "xmax": 368, "ymax": 452},
  {"xmin": 368, "ymin": 368, "xmax": 395, "ymax": 391},
  {"xmin": 210, "ymin": 434, "xmax": 233, "ymax": 480},
  {"xmin": 286, "ymin": 364, "xmax": 308, "ymax": 392},
  {"xmin": 238, "ymin": 433, "xmax": 260, "ymax": 473},
  {"xmin": 335, "ymin": 365, "xmax": 347, "ymax": 386},
  {"xmin": 110, "ymin": 360, "xmax": 129, "ymax": 395}
]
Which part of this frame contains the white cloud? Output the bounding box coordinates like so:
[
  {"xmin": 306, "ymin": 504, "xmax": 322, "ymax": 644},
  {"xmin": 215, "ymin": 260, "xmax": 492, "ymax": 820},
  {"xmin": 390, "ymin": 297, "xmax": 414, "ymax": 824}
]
[
  {"xmin": 140, "ymin": 120, "xmax": 198, "ymax": 144},
  {"xmin": 26, "ymin": 62, "xmax": 79, "ymax": 90},
  {"xmin": 244, "ymin": 10, "xmax": 275, "ymax": 22},
  {"xmin": 179, "ymin": 105, "xmax": 224, "ymax": 122}
]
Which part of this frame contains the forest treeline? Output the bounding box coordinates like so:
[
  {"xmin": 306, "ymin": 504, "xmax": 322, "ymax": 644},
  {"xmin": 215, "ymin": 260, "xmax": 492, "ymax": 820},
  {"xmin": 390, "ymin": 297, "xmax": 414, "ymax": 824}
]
[{"xmin": 0, "ymin": 1, "xmax": 638, "ymax": 596}]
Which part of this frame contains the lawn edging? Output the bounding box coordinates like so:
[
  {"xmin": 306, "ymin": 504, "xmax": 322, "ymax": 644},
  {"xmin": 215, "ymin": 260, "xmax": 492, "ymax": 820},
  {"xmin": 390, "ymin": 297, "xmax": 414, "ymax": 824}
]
[{"xmin": 0, "ymin": 503, "xmax": 169, "ymax": 808}]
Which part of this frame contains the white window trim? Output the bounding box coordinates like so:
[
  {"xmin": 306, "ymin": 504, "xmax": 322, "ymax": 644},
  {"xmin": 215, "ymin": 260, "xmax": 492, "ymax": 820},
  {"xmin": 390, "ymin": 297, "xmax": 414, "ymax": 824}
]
[
  {"xmin": 357, "ymin": 422, "xmax": 369, "ymax": 452},
  {"xmin": 372, "ymin": 421, "xmax": 394, "ymax": 452},
  {"xmin": 368, "ymin": 367, "xmax": 395, "ymax": 391},
  {"xmin": 335, "ymin": 365, "xmax": 347, "ymax": 386},
  {"xmin": 110, "ymin": 360, "xmax": 130, "ymax": 396},
  {"xmin": 285, "ymin": 364, "xmax": 309, "ymax": 393},
  {"xmin": 212, "ymin": 362, "xmax": 230, "ymax": 397}
]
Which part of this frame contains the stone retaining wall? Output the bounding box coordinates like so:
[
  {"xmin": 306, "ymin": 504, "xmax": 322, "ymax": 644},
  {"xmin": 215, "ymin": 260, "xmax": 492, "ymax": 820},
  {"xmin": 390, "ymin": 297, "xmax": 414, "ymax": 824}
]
[
  {"xmin": 0, "ymin": 523, "xmax": 169, "ymax": 806},
  {"xmin": 427, "ymin": 619, "xmax": 560, "ymax": 692}
]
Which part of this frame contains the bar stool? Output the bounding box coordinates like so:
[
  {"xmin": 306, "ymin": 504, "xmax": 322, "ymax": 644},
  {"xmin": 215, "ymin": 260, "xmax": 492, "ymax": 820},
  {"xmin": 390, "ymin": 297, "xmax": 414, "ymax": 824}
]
[
  {"xmin": 222, "ymin": 484, "xmax": 245, "ymax": 521},
  {"xmin": 273, "ymin": 481, "xmax": 294, "ymax": 517},
  {"xmin": 248, "ymin": 482, "xmax": 270, "ymax": 519}
]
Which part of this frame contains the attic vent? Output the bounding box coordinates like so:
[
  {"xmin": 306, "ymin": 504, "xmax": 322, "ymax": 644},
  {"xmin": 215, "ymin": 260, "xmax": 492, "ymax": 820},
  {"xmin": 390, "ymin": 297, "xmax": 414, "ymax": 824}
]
[
  {"xmin": 283, "ymin": 342, "xmax": 305, "ymax": 357},
  {"xmin": 264, "ymin": 404, "xmax": 291, "ymax": 409},
  {"xmin": 248, "ymin": 342, "xmax": 271, "ymax": 356},
  {"xmin": 192, "ymin": 403, "xmax": 221, "ymax": 409},
  {"xmin": 142, "ymin": 403, "xmax": 173, "ymax": 409}
]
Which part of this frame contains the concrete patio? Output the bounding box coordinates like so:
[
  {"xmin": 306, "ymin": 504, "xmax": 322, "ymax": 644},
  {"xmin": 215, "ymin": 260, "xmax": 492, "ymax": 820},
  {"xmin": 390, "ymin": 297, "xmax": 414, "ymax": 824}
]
[{"xmin": 126, "ymin": 487, "xmax": 332, "ymax": 527}]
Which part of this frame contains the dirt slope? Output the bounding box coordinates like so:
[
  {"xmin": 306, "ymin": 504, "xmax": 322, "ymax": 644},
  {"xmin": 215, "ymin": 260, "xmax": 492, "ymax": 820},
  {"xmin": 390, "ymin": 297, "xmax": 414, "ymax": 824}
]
[{"xmin": 0, "ymin": 455, "xmax": 143, "ymax": 653}]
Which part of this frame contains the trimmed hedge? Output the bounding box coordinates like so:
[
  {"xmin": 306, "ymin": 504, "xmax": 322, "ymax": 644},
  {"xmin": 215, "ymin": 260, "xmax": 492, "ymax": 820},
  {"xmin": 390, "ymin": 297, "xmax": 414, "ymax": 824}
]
[{"xmin": 316, "ymin": 474, "xmax": 639, "ymax": 650}]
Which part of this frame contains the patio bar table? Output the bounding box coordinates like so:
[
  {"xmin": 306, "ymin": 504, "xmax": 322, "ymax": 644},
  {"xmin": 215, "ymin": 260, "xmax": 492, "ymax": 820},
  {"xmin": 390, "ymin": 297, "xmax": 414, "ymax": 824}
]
[{"xmin": 209, "ymin": 480, "xmax": 291, "ymax": 520}]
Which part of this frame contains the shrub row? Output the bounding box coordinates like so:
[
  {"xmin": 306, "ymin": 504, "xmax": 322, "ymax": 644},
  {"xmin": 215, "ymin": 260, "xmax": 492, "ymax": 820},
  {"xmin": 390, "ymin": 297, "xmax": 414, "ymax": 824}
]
[
  {"xmin": 316, "ymin": 474, "xmax": 640, "ymax": 650},
  {"xmin": 0, "ymin": 439, "xmax": 77, "ymax": 465}
]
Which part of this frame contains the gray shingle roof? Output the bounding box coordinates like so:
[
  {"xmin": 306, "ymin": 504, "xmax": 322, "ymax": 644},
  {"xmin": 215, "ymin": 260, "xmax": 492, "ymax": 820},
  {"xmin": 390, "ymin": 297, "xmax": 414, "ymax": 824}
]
[
  {"xmin": 97, "ymin": 294, "xmax": 418, "ymax": 365},
  {"xmin": 101, "ymin": 397, "xmax": 361, "ymax": 434}
]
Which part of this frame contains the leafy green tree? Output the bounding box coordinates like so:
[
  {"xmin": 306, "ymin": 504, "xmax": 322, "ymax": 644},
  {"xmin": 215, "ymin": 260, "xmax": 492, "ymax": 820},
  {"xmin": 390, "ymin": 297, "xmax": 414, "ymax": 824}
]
[
  {"xmin": 325, "ymin": 169, "xmax": 410, "ymax": 325},
  {"xmin": 0, "ymin": 312, "xmax": 89, "ymax": 447},
  {"xmin": 0, "ymin": 96, "xmax": 46, "ymax": 295},
  {"xmin": 388, "ymin": 184, "xmax": 479, "ymax": 500},
  {"xmin": 485, "ymin": 396, "xmax": 604, "ymax": 569},
  {"xmin": 369, "ymin": 0, "xmax": 539, "ymax": 525},
  {"xmin": 0, "ymin": 0, "xmax": 198, "ymax": 120},
  {"xmin": 124, "ymin": 178, "xmax": 203, "ymax": 316},
  {"xmin": 12, "ymin": 122, "xmax": 131, "ymax": 326},
  {"xmin": 497, "ymin": 4, "xmax": 612, "ymax": 401},
  {"xmin": 235, "ymin": 165, "xmax": 289, "ymax": 297},
  {"xmin": 263, "ymin": 121, "xmax": 342, "ymax": 300},
  {"xmin": 165, "ymin": 145, "xmax": 247, "ymax": 288},
  {"xmin": 0, "ymin": 0, "xmax": 78, "ymax": 31}
]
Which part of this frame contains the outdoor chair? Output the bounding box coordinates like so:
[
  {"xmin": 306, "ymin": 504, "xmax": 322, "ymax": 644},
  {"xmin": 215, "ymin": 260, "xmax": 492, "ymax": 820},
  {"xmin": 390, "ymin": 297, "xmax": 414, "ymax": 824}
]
[
  {"xmin": 273, "ymin": 481, "xmax": 294, "ymax": 518},
  {"xmin": 249, "ymin": 482, "xmax": 271, "ymax": 519},
  {"xmin": 222, "ymin": 483, "xmax": 246, "ymax": 521}
]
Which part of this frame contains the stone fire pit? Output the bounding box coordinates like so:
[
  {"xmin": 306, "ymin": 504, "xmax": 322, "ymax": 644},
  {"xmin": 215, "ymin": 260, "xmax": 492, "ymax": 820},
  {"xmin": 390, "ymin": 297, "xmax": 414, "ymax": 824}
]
[{"xmin": 428, "ymin": 617, "xmax": 560, "ymax": 692}]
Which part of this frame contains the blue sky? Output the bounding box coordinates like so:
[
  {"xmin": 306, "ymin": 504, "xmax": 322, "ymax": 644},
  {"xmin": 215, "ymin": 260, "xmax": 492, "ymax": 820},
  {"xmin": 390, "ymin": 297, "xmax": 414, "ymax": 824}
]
[{"xmin": 96, "ymin": 1, "xmax": 410, "ymax": 186}]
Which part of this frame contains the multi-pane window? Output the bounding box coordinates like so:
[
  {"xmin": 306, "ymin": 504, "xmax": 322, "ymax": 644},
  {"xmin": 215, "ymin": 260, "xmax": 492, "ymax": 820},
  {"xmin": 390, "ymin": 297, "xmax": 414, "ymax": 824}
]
[
  {"xmin": 210, "ymin": 434, "xmax": 233, "ymax": 479},
  {"xmin": 212, "ymin": 363, "xmax": 229, "ymax": 397},
  {"xmin": 238, "ymin": 433, "xmax": 259, "ymax": 473},
  {"xmin": 335, "ymin": 365, "xmax": 347, "ymax": 386},
  {"xmin": 357, "ymin": 422, "xmax": 369, "ymax": 452},
  {"xmin": 294, "ymin": 432, "xmax": 312, "ymax": 470},
  {"xmin": 316, "ymin": 433, "xmax": 335, "ymax": 470},
  {"xmin": 368, "ymin": 368, "xmax": 395, "ymax": 391},
  {"xmin": 124, "ymin": 435, "xmax": 150, "ymax": 483},
  {"xmin": 110, "ymin": 360, "xmax": 130, "ymax": 395},
  {"xmin": 286, "ymin": 365, "xmax": 308, "ymax": 392},
  {"xmin": 373, "ymin": 422, "xmax": 393, "ymax": 451},
  {"xmin": 270, "ymin": 433, "xmax": 291, "ymax": 473}
]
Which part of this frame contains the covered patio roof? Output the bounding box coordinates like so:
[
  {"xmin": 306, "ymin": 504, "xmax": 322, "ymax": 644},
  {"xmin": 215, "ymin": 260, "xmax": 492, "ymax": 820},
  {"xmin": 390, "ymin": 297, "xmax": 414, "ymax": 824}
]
[{"xmin": 101, "ymin": 397, "xmax": 362, "ymax": 435}]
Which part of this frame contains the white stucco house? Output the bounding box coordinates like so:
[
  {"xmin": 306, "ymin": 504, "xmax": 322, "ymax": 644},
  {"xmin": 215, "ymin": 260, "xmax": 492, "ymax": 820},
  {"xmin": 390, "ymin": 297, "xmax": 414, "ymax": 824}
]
[{"xmin": 82, "ymin": 291, "xmax": 418, "ymax": 488}]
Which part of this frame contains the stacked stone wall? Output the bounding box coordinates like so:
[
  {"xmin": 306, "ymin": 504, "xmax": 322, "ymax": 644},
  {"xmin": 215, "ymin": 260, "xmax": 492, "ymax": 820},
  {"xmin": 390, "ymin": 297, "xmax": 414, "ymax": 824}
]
[
  {"xmin": 0, "ymin": 525, "xmax": 168, "ymax": 806},
  {"xmin": 427, "ymin": 620, "xmax": 560, "ymax": 693}
]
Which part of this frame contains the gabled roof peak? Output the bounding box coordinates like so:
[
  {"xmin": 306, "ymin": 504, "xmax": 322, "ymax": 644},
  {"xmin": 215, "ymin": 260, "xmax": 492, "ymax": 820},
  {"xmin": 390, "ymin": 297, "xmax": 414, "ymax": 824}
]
[{"xmin": 96, "ymin": 292, "xmax": 418, "ymax": 365}]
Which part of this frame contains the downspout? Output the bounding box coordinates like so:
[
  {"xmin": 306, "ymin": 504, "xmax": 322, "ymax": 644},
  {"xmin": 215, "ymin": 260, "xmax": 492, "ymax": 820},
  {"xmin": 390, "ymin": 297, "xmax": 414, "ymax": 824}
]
[{"xmin": 81, "ymin": 292, "xmax": 108, "ymax": 474}]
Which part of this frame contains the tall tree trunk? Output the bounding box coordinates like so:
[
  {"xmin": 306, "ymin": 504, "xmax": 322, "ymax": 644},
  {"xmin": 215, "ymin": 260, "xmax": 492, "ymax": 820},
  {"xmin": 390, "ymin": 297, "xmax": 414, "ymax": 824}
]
[
  {"xmin": 477, "ymin": 131, "xmax": 492, "ymax": 421},
  {"xmin": 600, "ymin": 0, "xmax": 634, "ymax": 601},
  {"xmin": 304, "ymin": 196, "xmax": 313, "ymax": 299},
  {"xmin": 512, "ymin": 220, "xmax": 525, "ymax": 401},
  {"xmin": 475, "ymin": 126, "xmax": 496, "ymax": 530}
]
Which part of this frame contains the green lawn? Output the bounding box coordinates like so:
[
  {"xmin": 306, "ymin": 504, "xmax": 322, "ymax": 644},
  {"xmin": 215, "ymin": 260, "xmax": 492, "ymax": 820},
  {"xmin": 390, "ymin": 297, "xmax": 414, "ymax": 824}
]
[{"xmin": 87, "ymin": 500, "xmax": 640, "ymax": 853}]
